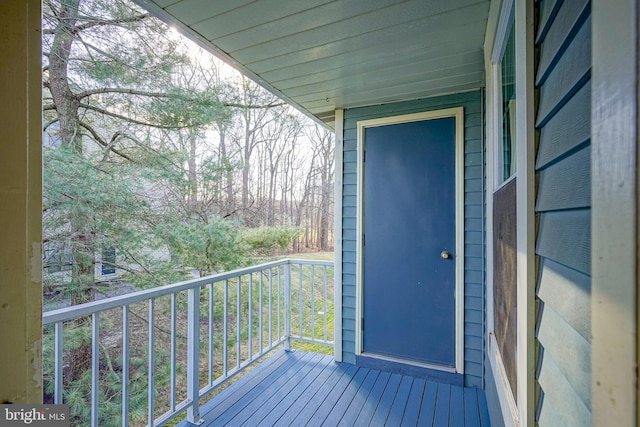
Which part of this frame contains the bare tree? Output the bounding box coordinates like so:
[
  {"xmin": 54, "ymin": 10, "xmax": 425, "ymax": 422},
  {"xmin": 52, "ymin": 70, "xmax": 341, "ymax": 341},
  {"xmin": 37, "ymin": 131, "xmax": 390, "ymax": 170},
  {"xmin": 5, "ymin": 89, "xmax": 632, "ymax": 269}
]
[
  {"xmin": 228, "ymin": 78, "xmax": 285, "ymax": 220},
  {"xmin": 307, "ymin": 124, "xmax": 335, "ymax": 250}
]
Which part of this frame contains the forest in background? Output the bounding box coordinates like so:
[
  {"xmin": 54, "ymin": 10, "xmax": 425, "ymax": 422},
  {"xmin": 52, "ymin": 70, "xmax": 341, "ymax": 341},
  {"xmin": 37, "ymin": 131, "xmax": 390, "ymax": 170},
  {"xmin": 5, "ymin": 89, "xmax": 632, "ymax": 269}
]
[
  {"xmin": 42, "ymin": 0, "xmax": 335, "ymax": 307},
  {"xmin": 42, "ymin": 0, "xmax": 335, "ymax": 422}
]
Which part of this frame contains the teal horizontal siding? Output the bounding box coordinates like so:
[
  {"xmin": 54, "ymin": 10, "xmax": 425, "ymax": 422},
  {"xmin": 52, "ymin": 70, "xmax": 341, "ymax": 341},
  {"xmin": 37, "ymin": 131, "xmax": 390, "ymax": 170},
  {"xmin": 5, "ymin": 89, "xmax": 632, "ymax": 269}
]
[
  {"xmin": 534, "ymin": 1, "xmax": 592, "ymax": 424},
  {"xmin": 341, "ymin": 90, "xmax": 485, "ymax": 388}
]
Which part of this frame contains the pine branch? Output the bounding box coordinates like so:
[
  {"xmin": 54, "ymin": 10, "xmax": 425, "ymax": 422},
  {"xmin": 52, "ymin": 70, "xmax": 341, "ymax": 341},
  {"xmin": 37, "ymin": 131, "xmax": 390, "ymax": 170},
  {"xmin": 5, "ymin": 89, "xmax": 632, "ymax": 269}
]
[
  {"xmin": 73, "ymin": 13, "xmax": 151, "ymax": 34},
  {"xmin": 42, "ymin": 13, "xmax": 151, "ymax": 35},
  {"xmin": 224, "ymin": 101, "xmax": 286, "ymax": 109},
  {"xmin": 78, "ymin": 102, "xmax": 194, "ymax": 129},
  {"xmin": 108, "ymin": 132, "xmax": 184, "ymax": 170},
  {"xmin": 43, "ymin": 118, "xmax": 59, "ymax": 132},
  {"xmin": 76, "ymin": 87, "xmax": 189, "ymax": 100},
  {"xmin": 79, "ymin": 121, "xmax": 134, "ymax": 162},
  {"xmin": 75, "ymin": 86, "xmax": 286, "ymax": 109}
]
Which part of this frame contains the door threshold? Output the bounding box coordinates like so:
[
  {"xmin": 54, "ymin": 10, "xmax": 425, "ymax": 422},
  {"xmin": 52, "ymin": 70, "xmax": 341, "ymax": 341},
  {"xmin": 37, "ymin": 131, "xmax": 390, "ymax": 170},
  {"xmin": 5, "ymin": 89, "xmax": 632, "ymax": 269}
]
[
  {"xmin": 361, "ymin": 352, "xmax": 456, "ymax": 373},
  {"xmin": 356, "ymin": 353, "xmax": 463, "ymax": 386}
]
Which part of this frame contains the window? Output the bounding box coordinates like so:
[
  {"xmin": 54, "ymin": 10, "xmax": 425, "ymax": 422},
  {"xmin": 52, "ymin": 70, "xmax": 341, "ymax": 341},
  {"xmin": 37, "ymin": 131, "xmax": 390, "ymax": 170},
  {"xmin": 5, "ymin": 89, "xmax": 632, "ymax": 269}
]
[
  {"xmin": 501, "ymin": 24, "xmax": 516, "ymax": 181},
  {"xmin": 44, "ymin": 242, "xmax": 73, "ymax": 273},
  {"xmin": 101, "ymin": 248, "xmax": 116, "ymax": 275},
  {"xmin": 488, "ymin": 0, "xmax": 518, "ymax": 413}
]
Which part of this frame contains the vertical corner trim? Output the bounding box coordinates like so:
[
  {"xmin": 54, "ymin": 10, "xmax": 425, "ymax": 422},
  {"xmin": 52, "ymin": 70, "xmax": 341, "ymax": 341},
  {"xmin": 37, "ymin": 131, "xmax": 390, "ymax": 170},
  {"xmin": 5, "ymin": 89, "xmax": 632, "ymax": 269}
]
[{"xmin": 333, "ymin": 108, "xmax": 344, "ymax": 363}]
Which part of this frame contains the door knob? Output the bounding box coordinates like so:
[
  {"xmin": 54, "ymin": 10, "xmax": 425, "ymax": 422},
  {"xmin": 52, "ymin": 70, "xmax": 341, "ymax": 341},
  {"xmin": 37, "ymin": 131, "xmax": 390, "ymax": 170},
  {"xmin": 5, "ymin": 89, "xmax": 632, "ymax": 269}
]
[{"xmin": 441, "ymin": 250, "xmax": 451, "ymax": 259}]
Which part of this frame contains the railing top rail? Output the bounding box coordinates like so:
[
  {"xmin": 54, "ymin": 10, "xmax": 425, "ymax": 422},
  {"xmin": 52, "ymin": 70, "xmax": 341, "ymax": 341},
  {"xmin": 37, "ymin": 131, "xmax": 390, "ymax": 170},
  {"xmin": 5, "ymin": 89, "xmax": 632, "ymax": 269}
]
[
  {"xmin": 285, "ymin": 259, "xmax": 333, "ymax": 267},
  {"xmin": 43, "ymin": 258, "xmax": 334, "ymax": 325}
]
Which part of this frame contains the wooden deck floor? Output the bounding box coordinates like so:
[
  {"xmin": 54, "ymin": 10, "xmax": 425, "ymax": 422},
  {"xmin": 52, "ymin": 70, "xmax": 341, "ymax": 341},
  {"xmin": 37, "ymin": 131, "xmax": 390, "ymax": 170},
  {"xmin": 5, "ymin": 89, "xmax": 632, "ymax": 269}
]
[{"xmin": 178, "ymin": 350, "xmax": 491, "ymax": 427}]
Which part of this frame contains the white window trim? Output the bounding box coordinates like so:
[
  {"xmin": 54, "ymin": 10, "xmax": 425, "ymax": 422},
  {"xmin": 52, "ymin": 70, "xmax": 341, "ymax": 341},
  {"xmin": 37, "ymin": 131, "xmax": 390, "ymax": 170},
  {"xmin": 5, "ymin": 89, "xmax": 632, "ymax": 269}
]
[
  {"xmin": 492, "ymin": 0, "xmax": 516, "ymax": 190},
  {"xmin": 486, "ymin": 0, "xmax": 519, "ymax": 421},
  {"xmin": 354, "ymin": 108, "xmax": 465, "ymax": 374},
  {"xmin": 485, "ymin": 0, "xmax": 535, "ymax": 426},
  {"xmin": 491, "ymin": 0, "xmax": 516, "ymax": 64}
]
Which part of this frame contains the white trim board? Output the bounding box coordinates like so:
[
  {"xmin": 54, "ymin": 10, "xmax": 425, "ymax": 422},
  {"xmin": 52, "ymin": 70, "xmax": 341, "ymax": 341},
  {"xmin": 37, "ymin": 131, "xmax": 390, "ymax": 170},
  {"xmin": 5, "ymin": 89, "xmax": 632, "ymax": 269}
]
[
  {"xmin": 488, "ymin": 334, "xmax": 518, "ymax": 427},
  {"xmin": 333, "ymin": 108, "xmax": 344, "ymax": 363},
  {"xmin": 591, "ymin": 0, "xmax": 638, "ymax": 424},
  {"xmin": 514, "ymin": 0, "xmax": 536, "ymax": 425},
  {"xmin": 354, "ymin": 107, "xmax": 465, "ymax": 374}
]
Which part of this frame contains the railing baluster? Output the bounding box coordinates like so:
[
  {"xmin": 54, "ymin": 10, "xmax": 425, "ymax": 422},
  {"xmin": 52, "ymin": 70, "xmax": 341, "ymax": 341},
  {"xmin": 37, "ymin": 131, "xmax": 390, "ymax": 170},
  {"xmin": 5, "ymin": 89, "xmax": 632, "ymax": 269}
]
[
  {"xmin": 311, "ymin": 265, "xmax": 315, "ymax": 341},
  {"xmin": 91, "ymin": 313, "xmax": 99, "ymax": 427},
  {"xmin": 236, "ymin": 276, "xmax": 241, "ymax": 369},
  {"xmin": 284, "ymin": 262, "xmax": 292, "ymax": 351},
  {"xmin": 148, "ymin": 300, "xmax": 155, "ymax": 426},
  {"xmin": 122, "ymin": 306, "xmax": 129, "ymax": 427},
  {"xmin": 277, "ymin": 267, "xmax": 281, "ymax": 340},
  {"xmin": 248, "ymin": 274, "xmax": 253, "ymax": 360},
  {"xmin": 223, "ymin": 280, "xmax": 228, "ymax": 376},
  {"xmin": 268, "ymin": 269, "xmax": 272, "ymax": 346},
  {"xmin": 54, "ymin": 321, "xmax": 63, "ymax": 404},
  {"xmin": 299, "ymin": 264, "xmax": 303, "ymax": 338},
  {"xmin": 208, "ymin": 283, "xmax": 213, "ymax": 386},
  {"xmin": 186, "ymin": 287, "xmax": 202, "ymax": 425},
  {"xmin": 323, "ymin": 266, "xmax": 328, "ymax": 342},
  {"xmin": 259, "ymin": 272, "xmax": 263, "ymax": 352},
  {"xmin": 170, "ymin": 294, "xmax": 176, "ymax": 412}
]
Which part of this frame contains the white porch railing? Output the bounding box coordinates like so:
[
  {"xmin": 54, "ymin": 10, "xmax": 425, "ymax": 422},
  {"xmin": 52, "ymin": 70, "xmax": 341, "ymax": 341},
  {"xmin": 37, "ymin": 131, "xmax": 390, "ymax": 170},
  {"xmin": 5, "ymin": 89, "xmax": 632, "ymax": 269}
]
[{"xmin": 42, "ymin": 259, "xmax": 334, "ymax": 427}]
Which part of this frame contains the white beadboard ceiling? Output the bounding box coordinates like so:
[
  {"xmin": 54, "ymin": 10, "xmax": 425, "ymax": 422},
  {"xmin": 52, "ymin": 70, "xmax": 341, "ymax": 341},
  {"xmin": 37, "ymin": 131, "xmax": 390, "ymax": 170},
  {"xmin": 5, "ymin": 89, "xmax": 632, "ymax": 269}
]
[{"xmin": 134, "ymin": 0, "xmax": 490, "ymax": 128}]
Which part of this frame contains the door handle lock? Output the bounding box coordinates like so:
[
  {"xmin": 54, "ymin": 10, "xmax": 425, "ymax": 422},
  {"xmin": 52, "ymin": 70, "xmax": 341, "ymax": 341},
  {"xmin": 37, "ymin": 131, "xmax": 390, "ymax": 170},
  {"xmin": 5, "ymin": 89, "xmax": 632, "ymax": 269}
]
[{"xmin": 441, "ymin": 250, "xmax": 451, "ymax": 259}]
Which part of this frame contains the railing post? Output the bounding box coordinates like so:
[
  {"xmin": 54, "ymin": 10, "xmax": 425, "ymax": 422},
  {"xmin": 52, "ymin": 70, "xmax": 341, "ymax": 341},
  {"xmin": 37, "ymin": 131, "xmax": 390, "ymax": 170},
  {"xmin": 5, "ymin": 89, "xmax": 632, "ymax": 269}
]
[
  {"xmin": 54, "ymin": 322, "xmax": 63, "ymax": 405},
  {"xmin": 284, "ymin": 262, "xmax": 292, "ymax": 351},
  {"xmin": 187, "ymin": 287, "xmax": 204, "ymax": 425},
  {"xmin": 91, "ymin": 314, "xmax": 100, "ymax": 427}
]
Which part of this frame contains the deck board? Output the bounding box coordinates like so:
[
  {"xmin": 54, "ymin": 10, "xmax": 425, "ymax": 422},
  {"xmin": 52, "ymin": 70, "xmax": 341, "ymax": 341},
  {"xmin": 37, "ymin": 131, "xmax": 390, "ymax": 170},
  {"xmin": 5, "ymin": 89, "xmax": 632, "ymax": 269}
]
[
  {"xmin": 336, "ymin": 370, "xmax": 380, "ymax": 426},
  {"xmin": 353, "ymin": 370, "xmax": 392, "ymax": 425},
  {"xmin": 301, "ymin": 363, "xmax": 360, "ymax": 425},
  {"xmin": 402, "ymin": 378, "xmax": 426, "ymax": 426},
  {"xmin": 418, "ymin": 381, "xmax": 438, "ymax": 426},
  {"xmin": 387, "ymin": 376, "xmax": 414, "ymax": 425},
  {"xmin": 274, "ymin": 356, "xmax": 344, "ymax": 426},
  {"xmin": 235, "ymin": 352, "xmax": 325, "ymax": 425},
  {"xmin": 370, "ymin": 373, "xmax": 403, "ymax": 425},
  {"xmin": 321, "ymin": 366, "xmax": 369, "ymax": 425},
  {"xmin": 434, "ymin": 383, "xmax": 452, "ymax": 426},
  {"xmin": 178, "ymin": 350, "xmax": 490, "ymax": 427},
  {"xmin": 211, "ymin": 351, "xmax": 317, "ymax": 425},
  {"xmin": 463, "ymin": 387, "xmax": 481, "ymax": 427},
  {"xmin": 198, "ymin": 350, "xmax": 291, "ymax": 421},
  {"xmin": 449, "ymin": 385, "xmax": 465, "ymax": 426},
  {"xmin": 257, "ymin": 354, "xmax": 335, "ymax": 425},
  {"xmin": 478, "ymin": 389, "xmax": 492, "ymax": 427}
]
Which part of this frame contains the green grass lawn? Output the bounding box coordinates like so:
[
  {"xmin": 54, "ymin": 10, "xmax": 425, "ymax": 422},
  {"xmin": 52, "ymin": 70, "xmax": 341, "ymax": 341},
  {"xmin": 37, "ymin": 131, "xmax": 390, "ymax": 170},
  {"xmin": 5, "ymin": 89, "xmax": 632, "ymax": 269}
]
[{"xmin": 257, "ymin": 250, "xmax": 334, "ymax": 263}]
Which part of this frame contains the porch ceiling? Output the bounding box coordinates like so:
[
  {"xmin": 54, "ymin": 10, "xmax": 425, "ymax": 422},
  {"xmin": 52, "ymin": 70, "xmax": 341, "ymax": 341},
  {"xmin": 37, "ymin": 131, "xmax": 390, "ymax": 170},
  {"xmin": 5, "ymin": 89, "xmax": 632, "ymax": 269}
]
[{"xmin": 135, "ymin": 0, "xmax": 490, "ymax": 128}]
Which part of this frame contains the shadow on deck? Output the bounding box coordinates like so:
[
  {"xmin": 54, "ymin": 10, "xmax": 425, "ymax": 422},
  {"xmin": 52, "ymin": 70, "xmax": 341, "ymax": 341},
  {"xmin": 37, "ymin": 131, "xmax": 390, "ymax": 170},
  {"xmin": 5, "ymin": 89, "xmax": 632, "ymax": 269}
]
[{"xmin": 178, "ymin": 350, "xmax": 491, "ymax": 426}]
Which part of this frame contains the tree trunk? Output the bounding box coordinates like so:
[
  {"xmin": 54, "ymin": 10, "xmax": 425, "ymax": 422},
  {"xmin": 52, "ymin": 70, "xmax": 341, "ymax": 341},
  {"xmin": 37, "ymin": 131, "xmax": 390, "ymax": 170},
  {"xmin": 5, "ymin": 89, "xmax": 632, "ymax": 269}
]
[
  {"xmin": 241, "ymin": 111, "xmax": 252, "ymax": 211},
  {"xmin": 219, "ymin": 128, "xmax": 235, "ymax": 215},
  {"xmin": 48, "ymin": 0, "xmax": 95, "ymax": 382},
  {"xmin": 188, "ymin": 131, "xmax": 198, "ymax": 204}
]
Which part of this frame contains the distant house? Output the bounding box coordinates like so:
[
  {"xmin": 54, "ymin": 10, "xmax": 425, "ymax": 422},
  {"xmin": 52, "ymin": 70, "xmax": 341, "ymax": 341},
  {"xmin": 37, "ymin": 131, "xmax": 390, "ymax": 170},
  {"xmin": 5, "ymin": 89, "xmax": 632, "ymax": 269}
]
[{"xmin": 1, "ymin": 1, "xmax": 638, "ymax": 426}]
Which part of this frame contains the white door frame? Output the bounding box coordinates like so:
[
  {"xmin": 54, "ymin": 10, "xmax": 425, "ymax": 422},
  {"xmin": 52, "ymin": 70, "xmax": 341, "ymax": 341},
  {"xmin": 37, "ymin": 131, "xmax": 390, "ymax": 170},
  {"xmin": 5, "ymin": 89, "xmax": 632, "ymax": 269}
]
[{"xmin": 354, "ymin": 107, "xmax": 465, "ymax": 374}]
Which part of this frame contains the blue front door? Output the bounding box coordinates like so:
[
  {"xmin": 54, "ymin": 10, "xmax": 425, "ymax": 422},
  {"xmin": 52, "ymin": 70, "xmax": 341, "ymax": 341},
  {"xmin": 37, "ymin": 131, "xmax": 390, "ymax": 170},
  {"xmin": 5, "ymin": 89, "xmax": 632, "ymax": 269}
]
[{"xmin": 363, "ymin": 117, "xmax": 456, "ymax": 368}]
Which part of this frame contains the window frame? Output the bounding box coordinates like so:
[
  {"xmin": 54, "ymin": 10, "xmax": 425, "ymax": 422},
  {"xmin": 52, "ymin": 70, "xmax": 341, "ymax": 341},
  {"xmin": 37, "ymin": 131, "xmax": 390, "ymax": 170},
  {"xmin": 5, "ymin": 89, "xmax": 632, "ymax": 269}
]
[
  {"xmin": 486, "ymin": 0, "xmax": 520, "ymax": 424},
  {"xmin": 492, "ymin": 2, "xmax": 517, "ymax": 190}
]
